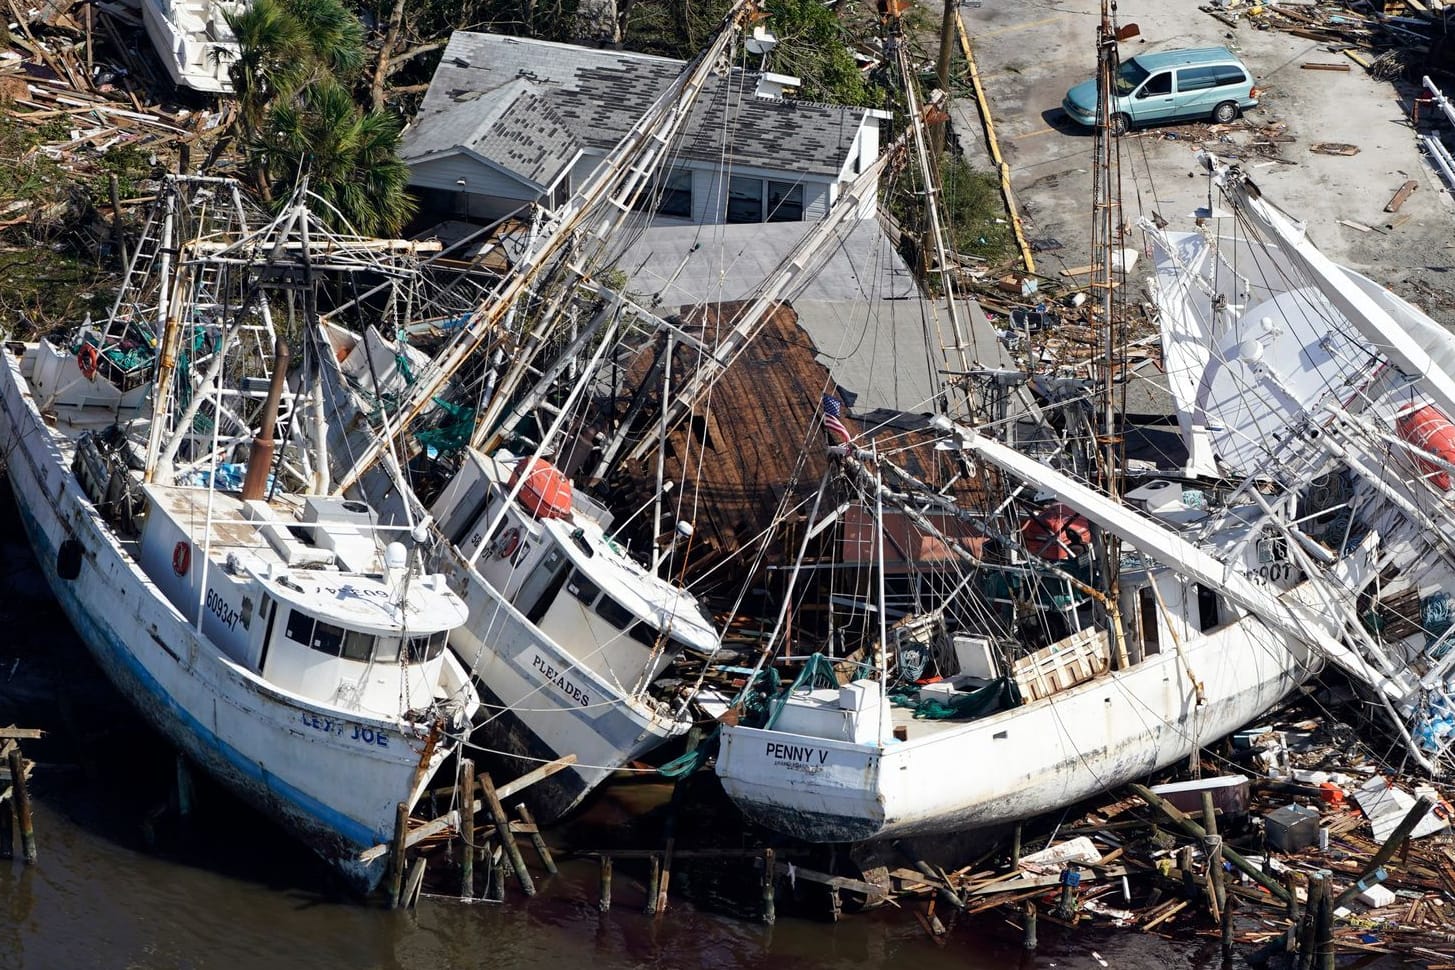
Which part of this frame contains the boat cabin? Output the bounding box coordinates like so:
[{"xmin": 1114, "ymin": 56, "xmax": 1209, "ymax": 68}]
[
  {"xmin": 432, "ymin": 448, "xmax": 720, "ymax": 687},
  {"xmin": 138, "ymin": 484, "xmax": 469, "ymax": 713}
]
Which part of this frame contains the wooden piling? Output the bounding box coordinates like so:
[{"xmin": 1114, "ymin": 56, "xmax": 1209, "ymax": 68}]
[
  {"xmin": 1201, "ymin": 791, "xmax": 1218, "ymax": 838},
  {"xmin": 480, "ymin": 772, "xmax": 534, "ymax": 896},
  {"xmin": 404, "ymin": 857, "xmax": 427, "ymax": 910},
  {"xmin": 1316, "ymin": 873, "xmax": 1334, "ymax": 970},
  {"xmin": 459, "ymin": 758, "xmax": 475, "ymax": 900},
  {"xmin": 0, "ymin": 797, "xmax": 11, "ymax": 859},
  {"xmin": 598, "ymin": 856, "xmax": 612, "ymax": 913},
  {"xmin": 107, "ymin": 174, "xmax": 127, "ymax": 268},
  {"xmin": 1130, "ymin": 783, "xmax": 1291, "ymax": 904},
  {"xmin": 386, "ymin": 801, "xmax": 409, "ymax": 910},
  {"xmin": 645, "ymin": 855, "xmax": 660, "ymax": 915},
  {"xmin": 1296, "ymin": 874, "xmax": 1320, "ymax": 970},
  {"xmin": 175, "ymin": 753, "xmax": 193, "ymax": 819},
  {"xmin": 1220, "ymin": 892, "xmax": 1236, "ymax": 962},
  {"xmin": 656, "ymin": 728, "xmax": 700, "ymax": 917},
  {"xmin": 516, "ymin": 803, "xmax": 557, "ymax": 875},
  {"xmin": 1204, "ymin": 835, "xmax": 1223, "ymax": 923},
  {"xmin": 1023, "ymin": 901, "xmax": 1038, "ymax": 950},
  {"xmin": 9, "ymin": 748, "xmax": 35, "ymax": 864},
  {"xmin": 761, "ymin": 848, "xmax": 776, "ymax": 925},
  {"xmin": 1332, "ymin": 795, "xmax": 1434, "ymax": 910},
  {"xmin": 1011, "ymin": 822, "xmax": 1022, "ymax": 870}
]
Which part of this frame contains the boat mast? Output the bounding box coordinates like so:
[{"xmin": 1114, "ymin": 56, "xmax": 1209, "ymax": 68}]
[
  {"xmin": 1091, "ymin": 0, "xmax": 1127, "ymax": 605},
  {"xmin": 332, "ymin": 0, "xmax": 760, "ymax": 496},
  {"xmin": 143, "ymin": 180, "xmax": 184, "ymax": 483},
  {"xmin": 890, "ymin": 4, "xmax": 971, "ymax": 414}
]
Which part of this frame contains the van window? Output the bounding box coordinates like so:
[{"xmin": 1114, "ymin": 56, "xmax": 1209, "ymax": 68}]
[
  {"xmin": 1115, "ymin": 59, "xmax": 1149, "ymax": 94},
  {"xmin": 1214, "ymin": 66, "xmax": 1247, "ymax": 86},
  {"xmin": 1177, "ymin": 66, "xmax": 1220, "ymax": 91},
  {"xmin": 1139, "ymin": 72, "xmax": 1172, "ymax": 97}
]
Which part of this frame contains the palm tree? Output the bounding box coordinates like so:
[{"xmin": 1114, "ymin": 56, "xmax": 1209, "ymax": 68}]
[
  {"xmin": 253, "ymin": 77, "xmax": 415, "ymax": 235},
  {"xmin": 224, "ymin": 0, "xmax": 312, "ymax": 137}
]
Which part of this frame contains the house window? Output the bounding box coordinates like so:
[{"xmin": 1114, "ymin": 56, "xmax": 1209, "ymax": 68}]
[
  {"xmin": 634, "ymin": 169, "xmax": 692, "ymax": 218},
  {"xmin": 727, "ymin": 176, "xmax": 763, "ymax": 223},
  {"xmin": 656, "ymin": 170, "xmax": 692, "ymax": 218},
  {"xmin": 727, "ymin": 177, "xmax": 806, "ymax": 224},
  {"xmin": 767, "ymin": 181, "xmax": 804, "ymax": 222}
]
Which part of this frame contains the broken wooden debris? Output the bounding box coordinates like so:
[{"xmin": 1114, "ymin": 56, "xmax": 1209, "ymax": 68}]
[
  {"xmin": 1312, "ymin": 143, "xmax": 1361, "ymax": 156},
  {"xmin": 1385, "ymin": 180, "xmax": 1418, "ymax": 212}
]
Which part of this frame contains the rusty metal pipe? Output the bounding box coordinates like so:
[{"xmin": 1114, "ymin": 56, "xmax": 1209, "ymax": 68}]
[{"xmin": 242, "ymin": 338, "xmax": 290, "ymax": 502}]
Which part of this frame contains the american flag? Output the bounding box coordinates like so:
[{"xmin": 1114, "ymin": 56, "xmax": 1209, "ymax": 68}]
[{"xmin": 821, "ymin": 395, "xmax": 852, "ymax": 443}]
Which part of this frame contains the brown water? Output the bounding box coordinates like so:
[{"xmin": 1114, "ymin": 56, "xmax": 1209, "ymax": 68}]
[{"xmin": 0, "ymin": 498, "xmax": 1216, "ymax": 970}]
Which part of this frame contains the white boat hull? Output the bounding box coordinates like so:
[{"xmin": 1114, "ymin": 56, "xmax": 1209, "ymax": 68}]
[
  {"xmin": 447, "ymin": 553, "xmax": 690, "ymax": 820},
  {"xmin": 0, "ymin": 350, "xmax": 442, "ymax": 889},
  {"xmin": 716, "ymin": 615, "xmax": 1313, "ymax": 842}
]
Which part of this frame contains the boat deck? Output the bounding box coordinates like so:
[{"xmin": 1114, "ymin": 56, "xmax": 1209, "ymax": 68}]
[{"xmin": 147, "ymin": 485, "xmax": 306, "ymax": 571}]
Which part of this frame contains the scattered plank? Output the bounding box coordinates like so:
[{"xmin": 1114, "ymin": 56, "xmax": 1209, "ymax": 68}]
[
  {"xmin": 1311, "ymin": 143, "xmax": 1361, "ymax": 156},
  {"xmin": 1301, "ymin": 62, "xmax": 1352, "ymax": 72},
  {"xmin": 1385, "ymin": 180, "xmax": 1418, "ymax": 213}
]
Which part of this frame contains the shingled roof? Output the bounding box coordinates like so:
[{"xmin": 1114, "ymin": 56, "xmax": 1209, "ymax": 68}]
[
  {"xmin": 404, "ymin": 32, "xmax": 872, "ymax": 181},
  {"xmin": 412, "ymin": 78, "xmax": 583, "ymax": 189}
]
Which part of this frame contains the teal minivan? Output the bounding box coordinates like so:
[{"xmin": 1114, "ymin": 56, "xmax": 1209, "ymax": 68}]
[{"xmin": 1062, "ymin": 47, "xmax": 1259, "ymax": 135}]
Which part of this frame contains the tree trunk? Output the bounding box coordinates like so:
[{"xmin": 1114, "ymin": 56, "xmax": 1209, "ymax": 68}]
[
  {"xmin": 576, "ymin": 0, "xmax": 619, "ymax": 45},
  {"xmin": 370, "ymin": 0, "xmax": 408, "ymax": 112}
]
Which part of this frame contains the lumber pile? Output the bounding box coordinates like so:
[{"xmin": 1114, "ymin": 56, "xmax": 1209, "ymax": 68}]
[{"xmin": 0, "ymin": 0, "xmax": 231, "ymax": 228}]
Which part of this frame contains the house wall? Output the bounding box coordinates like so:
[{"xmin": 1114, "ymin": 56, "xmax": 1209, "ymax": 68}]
[
  {"xmin": 489, "ymin": 149, "xmax": 852, "ymax": 226},
  {"xmin": 409, "ymin": 155, "xmax": 542, "ymax": 221},
  {"xmin": 412, "ymin": 110, "xmax": 885, "ymax": 226}
]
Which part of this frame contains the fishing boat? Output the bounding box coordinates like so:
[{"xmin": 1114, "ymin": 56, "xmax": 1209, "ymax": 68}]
[
  {"xmin": 1142, "ymin": 150, "xmax": 1455, "ymax": 776},
  {"xmin": 309, "ymin": 0, "xmax": 909, "ymax": 819},
  {"xmin": 709, "ymin": 3, "xmax": 1330, "ymax": 843},
  {"xmin": 0, "ymin": 176, "xmax": 480, "ymax": 889}
]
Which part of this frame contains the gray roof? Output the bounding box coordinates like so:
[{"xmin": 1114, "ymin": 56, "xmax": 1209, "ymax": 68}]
[
  {"xmin": 607, "ymin": 221, "xmax": 1009, "ymax": 413},
  {"xmin": 404, "ymin": 32, "xmax": 871, "ymax": 181},
  {"xmin": 410, "ymin": 78, "xmax": 583, "ymax": 188}
]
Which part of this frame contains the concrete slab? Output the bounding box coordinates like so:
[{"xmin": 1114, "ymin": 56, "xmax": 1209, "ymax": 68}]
[{"xmin": 946, "ymin": 0, "xmax": 1455, "ymax": 316}]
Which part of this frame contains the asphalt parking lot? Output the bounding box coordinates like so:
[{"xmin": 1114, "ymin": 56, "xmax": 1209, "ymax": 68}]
[{"xmin": 948, "ymin": 0, "xmax": 1455, "ymax": 315}]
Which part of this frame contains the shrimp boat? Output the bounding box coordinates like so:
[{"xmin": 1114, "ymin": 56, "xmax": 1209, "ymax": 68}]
[
  {"xmin": 313, "ymin": 0, "xmax": 847, "ymax": 820},
  {"xmin": 0, "ymin": 176, "xmax": 479, "ymax": 889},
  {"xmin": 1142, "ymin": 151, "xmax": 1455, "ymax": 776},
  {"xmin": 711, "ymin": 5, "xmax": 1329, "ymax": 843}
]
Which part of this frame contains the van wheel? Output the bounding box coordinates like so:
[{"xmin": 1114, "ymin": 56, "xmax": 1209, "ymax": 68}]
[
  {"xmin": 1109, "ymin": 113, "xmax": 1130, "ymax": 136},
  {"xmin": 1212, "ymin": 101, "xmax": 1239, "ymax": 124}
]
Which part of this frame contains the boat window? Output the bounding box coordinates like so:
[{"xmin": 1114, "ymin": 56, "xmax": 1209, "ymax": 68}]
[
  {"xmin": 1193, "ymin": 583, "xmax": 1220, "ymax": 632},
  {"xmin": 311, "ymin": 620, "xmax": 345, "ymax": 656},
  {"xmin": 341, "ymin": 629, "xmax": 374, "ymax": 662},
  {"xmin": 629, "ymin": 623, "xmax": 658, "ymax": 648},
  {"xmin": 766, "ymin": 181, "xmax": 804, "ymax": 222},
  {"xmin": 405, "ymin": 630, "xmax": 448, "ymax": 662},
  {"xmin": 727, "ymin": 176, "xmax": 764, "ymax": 223},
  {"xmin": 1138, "ymin": 587, "xmax": 1162, "ymax": 656},
  {"xmin": 595, "ymin": 595, "xmax": 635, "ymax": 631},
  {"xmin": 375, "ymin": 636, "xmax": 401, "ymax": 663},
  {"xmin": 567, "ymin": 571, "xmax": 601, "ymax": 606},
  {"xmin": 285, "ymin": 609, "xmax": 314, "ymax": 645}
]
